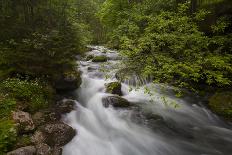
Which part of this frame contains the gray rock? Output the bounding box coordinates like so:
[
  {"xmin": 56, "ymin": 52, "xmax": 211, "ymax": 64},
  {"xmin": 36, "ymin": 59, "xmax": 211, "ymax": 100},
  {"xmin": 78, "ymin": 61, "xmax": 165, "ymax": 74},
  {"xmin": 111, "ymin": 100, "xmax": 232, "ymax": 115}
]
[
  {"xmin": 56, "ymin": 99, "xmax": 76, "ymax": 114},
  {"xmin": 32, "ymin": 112, "xmax": 46, "ymax": 127},
  {"xmin": 40, "ymin": 122, "xmax": 76, "ymax": 147},
  {"xmin": 32, "ymin": 110, "xmax": 60, "ymax": 127},
  {"xmin": 7, "ymin": 146, "xmax": 36, "ymax": 155},
  {"xmin": 12, "ymin": 111, "xmax": 35, "ymax": 133},
  {"xmin": 36, "ymin": 143, "xmax": 52, "ymax": 155},
  {"xmin": 102, "ymin": 95, "xmax": 130, "ymax": 108},
  {"xmin": 31, "ymin": 131, "xmax": 46, "ymax": 144}
]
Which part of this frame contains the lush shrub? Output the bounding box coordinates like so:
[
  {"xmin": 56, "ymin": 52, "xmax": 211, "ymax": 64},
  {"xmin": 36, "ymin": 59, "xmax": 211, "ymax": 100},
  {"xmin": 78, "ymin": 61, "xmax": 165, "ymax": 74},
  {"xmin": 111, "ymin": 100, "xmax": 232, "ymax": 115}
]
[
  {"xmin": 0, "ymin": 120, "xmax": 17, "ymax": 154},
  {"xmin": 0, "ymin": 78, "xmax": 54, "ymax": 112},
  {"xmin": 0, "ymin": 94, "xmax": 16, "ymax": 119},
  {"xmin": 99, "ymin": 1, "xmax": 232, "ymax": 92}
]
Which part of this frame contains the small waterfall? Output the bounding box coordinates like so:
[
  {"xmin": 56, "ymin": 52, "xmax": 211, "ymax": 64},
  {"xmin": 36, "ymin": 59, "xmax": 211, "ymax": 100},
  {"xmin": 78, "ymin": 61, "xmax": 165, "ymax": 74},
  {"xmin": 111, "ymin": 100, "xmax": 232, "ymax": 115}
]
[{"xmin": 63, "ymin": 46, "xmax": 232, "ymax": 155}]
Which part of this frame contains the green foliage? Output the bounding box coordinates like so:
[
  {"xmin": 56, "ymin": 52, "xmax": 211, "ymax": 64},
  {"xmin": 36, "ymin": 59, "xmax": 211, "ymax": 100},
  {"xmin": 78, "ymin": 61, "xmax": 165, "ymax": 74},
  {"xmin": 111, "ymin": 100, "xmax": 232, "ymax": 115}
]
[
  {"xmin": 0, "ymin": 78, "xmax": 53, "ymax": 112},
  {"xmin": 0, "ymin": 0, "xmax": 103, "ymax": 80},
  {"xmin": 0, "ymin": 94, "xmax": 16, "ymax": 119},
  {"xmin": 99, "ymin": 0, "xmax": 232, "ymax": 93},
  {"xmin": 14, "ymin": 135, "xmax": 32, "ymax": 148},
  {"xmin": 211, "ymin": 16, "xmax": 230, "ymax": 34},
  {"xmin": 0, "ymin": 120, "xmax": 17, "ymax": 154}
]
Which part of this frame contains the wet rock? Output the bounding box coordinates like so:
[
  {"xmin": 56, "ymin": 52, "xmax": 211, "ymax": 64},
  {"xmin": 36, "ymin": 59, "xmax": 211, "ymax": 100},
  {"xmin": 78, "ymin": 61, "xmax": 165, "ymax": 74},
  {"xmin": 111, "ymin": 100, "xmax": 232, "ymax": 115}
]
[
  {"xmin": 40, "ymin": 122, "xmax": 76, "ymax": 147},
  {"xmin": 92, "ymin": 55, "xmax": 107, "ymax": 62},
  {"xmin": 87, "ymin": 66, "xmax": 98, "ymax": 71},
  {"xmin": 105, "ymin": 82, "xmax": 122, "ymax": 96},
  {"xmin": 85, "ymin": 54, "xmax": 94, "ymax": 61},
  {"xmin": 145, "ymin": 112, "xmax": 163, "ymax": 121},
  {"xmin": 36, "ymin": 143, "xmax": 52, "ymax": 155},
  {"xmin": 7, "ymin": 146, "xmax": 36, "ymax": 155},
  {"xmin": 12, "ymin": 111, "xmax": 35, "ymax": 133},
  {"xmin": 102, "ymin": 95, "xmax": 130, "ymax": 108},
  {"xmin": 129, "ymin": 106, "xmax": 163, "ymax": 125},
  {"xmin": 56, "ymin": 99, "xmax": 76, "ymax": 114},
  {"xmin": 54, "ymin": 70, "xmax": 81, "ymax": 91}
]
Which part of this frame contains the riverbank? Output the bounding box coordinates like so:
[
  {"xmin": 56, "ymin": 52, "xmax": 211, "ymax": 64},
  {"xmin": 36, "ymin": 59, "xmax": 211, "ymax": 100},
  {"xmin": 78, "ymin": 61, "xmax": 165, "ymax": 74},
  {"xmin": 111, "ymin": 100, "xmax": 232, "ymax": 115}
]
[{"xmin": 0, "ymin": 69, "xmax": 82, "ymax": 154}]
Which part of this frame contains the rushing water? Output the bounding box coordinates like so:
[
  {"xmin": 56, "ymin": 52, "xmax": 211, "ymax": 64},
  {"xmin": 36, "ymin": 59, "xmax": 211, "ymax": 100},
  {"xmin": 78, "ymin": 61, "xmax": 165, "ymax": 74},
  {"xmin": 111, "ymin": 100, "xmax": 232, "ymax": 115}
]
[{"xmin": 62, "ymin": 46, "xmax": 232, "ymax": 155}]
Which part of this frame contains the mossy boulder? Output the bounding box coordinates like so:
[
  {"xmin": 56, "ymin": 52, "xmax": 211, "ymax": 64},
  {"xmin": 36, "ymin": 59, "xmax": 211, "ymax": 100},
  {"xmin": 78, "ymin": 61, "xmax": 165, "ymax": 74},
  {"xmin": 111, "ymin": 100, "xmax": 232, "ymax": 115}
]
[
  {"xmin": 105, "ymin": 82, "xmax": 122, "ymax": 96},
  {"xmin": 92, "ymin": 55, "xmax": 107, "ymax": 62},
  {"xmin": 54, "ymin": 70, "xmax": 82, "ymax": 91},
  {"xmin": 102, "ymin": 95, "xmax": 130, "ymax": 108},
  {"xmin": 208, "ymin": 92, "xmax": 232, "ymax": 120}
]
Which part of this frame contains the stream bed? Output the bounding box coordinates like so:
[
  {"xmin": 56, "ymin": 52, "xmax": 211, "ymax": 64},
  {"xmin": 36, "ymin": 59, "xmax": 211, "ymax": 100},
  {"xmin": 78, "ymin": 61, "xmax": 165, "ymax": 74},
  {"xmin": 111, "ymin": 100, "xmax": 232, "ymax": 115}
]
[{"xmin": 62, "ymin": 46, "xmax": 232, "ymax": 155}]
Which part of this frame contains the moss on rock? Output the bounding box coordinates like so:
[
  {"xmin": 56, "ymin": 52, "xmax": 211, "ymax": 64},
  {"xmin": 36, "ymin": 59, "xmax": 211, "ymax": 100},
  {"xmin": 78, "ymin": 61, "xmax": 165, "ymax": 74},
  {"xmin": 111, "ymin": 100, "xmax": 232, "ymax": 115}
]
[
  {"xmin": 105, "ymin": 82, "xmax": 122, "ymax": 96},
  {"xmin": 208, "ymin": 91, "xmax": 232, "ymax": 120},
  {"xmin": 92, "ymin": 55, "xmax": 107, "ymax": 62}
]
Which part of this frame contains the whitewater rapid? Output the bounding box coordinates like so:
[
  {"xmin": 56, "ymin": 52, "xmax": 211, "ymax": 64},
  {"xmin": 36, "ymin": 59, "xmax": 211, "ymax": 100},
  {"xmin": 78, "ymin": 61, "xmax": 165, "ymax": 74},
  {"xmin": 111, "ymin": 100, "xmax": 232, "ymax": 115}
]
[{"xmin": 62, "ymin": 46, "xmax": 232, "ymax": 155}]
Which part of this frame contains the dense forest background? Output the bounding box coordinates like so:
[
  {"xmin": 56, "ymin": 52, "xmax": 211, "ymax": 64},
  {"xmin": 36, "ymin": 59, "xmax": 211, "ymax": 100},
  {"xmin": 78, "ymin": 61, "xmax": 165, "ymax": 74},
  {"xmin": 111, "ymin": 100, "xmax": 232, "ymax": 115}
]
[{"xmin": 0, "ymin": 0, "xmax": 232, "ymax": 154}]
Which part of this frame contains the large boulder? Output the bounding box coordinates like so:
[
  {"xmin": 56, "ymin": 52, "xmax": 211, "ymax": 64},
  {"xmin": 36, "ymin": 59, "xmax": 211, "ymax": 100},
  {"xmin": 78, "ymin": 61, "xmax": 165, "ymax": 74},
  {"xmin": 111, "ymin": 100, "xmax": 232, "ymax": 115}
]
[
  {"xmin": 7, "ymin": 146, "xmax": 36, "ymax": 155},
  {"xmin": 105, "ymin": 82, "xmax": 122, "ymax": 96},
  {"xmin": 102, "ymin": 95, "xmax": 130, "ymax": 108},
  {"xmin": 56, "ymin": 99, "xmax": 76, "ymax": 114},
  {"xmin": 208, "ymin": 91, "xmax": 232, "ymax": 120},
  {"xmin": 40, "ymin": 122, "xmax": 76, "ymax": 147},
  {"xmin": 31, "ymin": 131, "xmax": 63, "ymax": 155},
  {"xmin": 12, "ymin": 111, "xmax": 35, "ymax": 133},
  {"xmin": 54, "ymin": 70, "xmax": 81, "ymax": 91},
  {"xmin": 92, "ymin": 55, "xmax": 107, "ymax": 62}
]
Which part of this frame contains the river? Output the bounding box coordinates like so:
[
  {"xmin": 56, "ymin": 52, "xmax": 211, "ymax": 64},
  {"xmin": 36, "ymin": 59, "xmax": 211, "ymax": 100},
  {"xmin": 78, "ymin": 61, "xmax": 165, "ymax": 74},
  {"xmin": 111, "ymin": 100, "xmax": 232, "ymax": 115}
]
[{"xmin": 62, "ymin": 46, "xmax": 232, "ymax": 155}]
